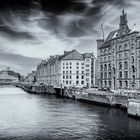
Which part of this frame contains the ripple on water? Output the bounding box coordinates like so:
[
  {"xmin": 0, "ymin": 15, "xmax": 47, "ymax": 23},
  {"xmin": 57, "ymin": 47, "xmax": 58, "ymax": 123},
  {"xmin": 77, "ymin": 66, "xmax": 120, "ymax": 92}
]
[{"xmin": 0, "ymin": 87, "xmax": 140, "ymax": 139}]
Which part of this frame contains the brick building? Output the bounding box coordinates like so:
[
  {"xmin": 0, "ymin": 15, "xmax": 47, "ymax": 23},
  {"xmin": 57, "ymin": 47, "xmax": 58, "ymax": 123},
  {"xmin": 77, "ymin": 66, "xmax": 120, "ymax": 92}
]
[{"xmin": 97, "ymin": 10, "xmax": 140, "ymax": 90}]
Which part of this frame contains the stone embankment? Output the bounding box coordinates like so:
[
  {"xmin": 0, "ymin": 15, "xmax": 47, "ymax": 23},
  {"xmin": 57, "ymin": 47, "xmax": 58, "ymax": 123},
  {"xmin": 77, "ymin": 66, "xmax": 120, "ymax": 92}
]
[
  {"xmin": 63, "ymin": 88, "xmax": 140, "ymax": 119},
  {"xmin": 16, "ymin": 83, "xmax": 140, "ymax": 119},
  {"xmin": 16, "ymin": 83, "xmax": 57, "ymax": 95}
]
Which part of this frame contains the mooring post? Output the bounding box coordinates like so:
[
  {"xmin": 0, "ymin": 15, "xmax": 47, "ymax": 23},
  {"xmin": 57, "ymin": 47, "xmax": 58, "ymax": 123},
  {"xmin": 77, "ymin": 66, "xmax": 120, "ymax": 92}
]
[{"xmin": 60, "ymin": 83, "xmax": 63, "ymax": 98}]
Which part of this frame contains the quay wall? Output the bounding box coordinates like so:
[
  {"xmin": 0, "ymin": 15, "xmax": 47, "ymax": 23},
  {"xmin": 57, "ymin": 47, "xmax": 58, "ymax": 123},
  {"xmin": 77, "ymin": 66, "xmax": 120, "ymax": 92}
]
[
  {"xmin": 73, "ymin": 90, "xmax": 128, "ymax": 109},
  {"xmin": 16, "ymin": 83, "xmax": 57, "ymax": 95},
  {"xmin": 15, "ymin": 83, "xmax": 140, "ymax": 119},
  {"xmin": 128, "ymin": 99, "xmax": 140, "ymax": 119}
]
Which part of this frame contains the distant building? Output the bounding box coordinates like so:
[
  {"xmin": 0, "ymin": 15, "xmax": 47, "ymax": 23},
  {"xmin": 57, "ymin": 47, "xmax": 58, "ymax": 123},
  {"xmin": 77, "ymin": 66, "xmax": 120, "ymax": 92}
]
[
  {"xmin": 36, "ymin": 50, "xmax": 97, "ymax": 88},
  {"xmin": 0, "ymin": 67, "xmax": 21, "ymax": 81},
  {"xmin": 26, "ymin": 71, "xmax": 37, "ymax": 84},
  {"xmin": 97, "ymin": 11, "xmax": 140, "ymax": 90},
  {"xmin": 0, "ymin": 69, "xmax": 18, "ymax": 85}
]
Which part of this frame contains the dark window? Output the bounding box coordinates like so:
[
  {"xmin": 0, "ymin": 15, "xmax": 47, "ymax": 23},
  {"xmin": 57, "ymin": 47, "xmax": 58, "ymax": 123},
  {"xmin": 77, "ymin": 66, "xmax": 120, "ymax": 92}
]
[
  {"xmin": 119, "ymin": 62, "xmax": 122, "ymax": 70},
  {"xmin": 119, "ymin": 81, "xmax": 122, "ymax": 88},
  {"xmin": 119, "ymin": 71, "xmax": 122, "ymax": 78},
  {"xmin": 131, "ymin": 56, "xmax": 134, "ymax": 63},
  {"xmin": 125, "ymin": 81, "xmax": 128, "ymax": 88},
  {"xmin": 101, "ymin": 65, "xmax": 103, "ymax": 71},
  {"xmin": 119, "ymin": 45, "xmax": 122, "ymax": 51},
  {"xmin": 109, "ymin": 81, "xmax": 111, "ymax": 87},
  {"xmin": 66, "ymin": 75, "xmax": 68, "ymax": 79},
  {"xmin": 76, "ymin": 75, "xmax": 79, "ymax": 79},
  {"xmin": 124, "ymin": 61, "xmax": 128, "ymax": 69}
]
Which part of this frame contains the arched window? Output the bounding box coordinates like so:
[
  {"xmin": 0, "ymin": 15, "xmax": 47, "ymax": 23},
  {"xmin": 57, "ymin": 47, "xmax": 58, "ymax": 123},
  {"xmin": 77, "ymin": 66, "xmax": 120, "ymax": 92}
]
[
  {"xmin": 125, "ymin": 81, "xmax": 128, "ymax": 89},
  {"xmin": 119, "ymin": 62, "xmax": 122, "ymax": 70},
  {"xmin": 131, "ymin": 56, "xmax": 134, "ymax": 63},
  {"xmin": 119, "ymin": 45, "xmax": 122, "ymax": 51},
  {"xmin": 104, "ymin": 64, "xmax": 107, "ymax": 71},
  {"xmin": 101, "ymin": 65, "xmax": 103, "ymax": 71},
  {"xmin": 101, "ymin": 81, "xmax": 103, "ymax": 86},
  {"xmin": 132, "ymin": 65, "xmax": 135, "ymax": 73},
  {"xmin": 109, "ymin": 81, "xmax": 111, "ymax": 87},
  {"xmin": 113, "ymin": 67, "xmax": 115, "ymax": 75},
  {"xmin": 124, "ymin": 61, "xmax": 128, "ymax": 69}
]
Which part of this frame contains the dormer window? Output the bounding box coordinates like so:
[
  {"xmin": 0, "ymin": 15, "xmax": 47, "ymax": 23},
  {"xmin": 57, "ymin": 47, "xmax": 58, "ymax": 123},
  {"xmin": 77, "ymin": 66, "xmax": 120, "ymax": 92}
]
[
  {"xmin": 124, "ymin": 44, "xmax": 128, "ymax": 50},
  {"xmin": 119, "ymin": 45, "xmax": 122, "ymax": 51}
]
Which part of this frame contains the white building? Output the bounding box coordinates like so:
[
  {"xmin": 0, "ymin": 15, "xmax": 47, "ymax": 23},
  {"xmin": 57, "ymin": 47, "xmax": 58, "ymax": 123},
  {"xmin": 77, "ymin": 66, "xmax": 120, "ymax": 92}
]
[{"xmin": 36, "ymin": 50, "xmax": 97, "ymax": 88}]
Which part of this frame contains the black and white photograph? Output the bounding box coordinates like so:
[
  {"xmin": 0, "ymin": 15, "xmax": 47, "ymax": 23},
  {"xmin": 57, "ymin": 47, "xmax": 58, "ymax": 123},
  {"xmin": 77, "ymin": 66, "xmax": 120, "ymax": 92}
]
[{"xmin": 0, "ymin": 0, "xmax": 140, "ymax": 139}]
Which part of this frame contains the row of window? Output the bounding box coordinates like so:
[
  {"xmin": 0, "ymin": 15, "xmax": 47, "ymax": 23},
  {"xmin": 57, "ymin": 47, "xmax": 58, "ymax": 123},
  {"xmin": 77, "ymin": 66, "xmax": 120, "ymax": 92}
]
[
  {"xmin": 101, "ymin": 80, "xmax": 111, "ymax": 87},
  {"xmin": 63, "ymin": 80, "xmax": 84, "ymax": 85},
  {"xmin": 119, "ymin": 61, "xmax": 128, "ymax": 70},
  {"xmin": 100, "ymin": 48, "xmax": 111, "ymax": 55},
  {"xmin": 101, "ymin": 72, "xmax": 111, "ymax": 79},
  {"xmin": 119, "ymin": 71, "xmax": 128, "ymax": 78},
  {"xmin": 63, "ymin": 75, "xmax": 84, "ymax": 80},
  {"xmin": 100, "ymin": 64, "xmax": 111, "ymax": 71},
  {"xmin": 63, "ymin": 62, "xmax": 85, "ymax": 66},
  {"xmin": 63, "ymin": 70, "xmax": 85, "ymax": 74},
  {"xmin": 100, "ymin": 56, "xmax": 111, "ymax": 62},
  {"xmin": 119, "ymin": 80, "xmax": 128, "ymax": 88}
]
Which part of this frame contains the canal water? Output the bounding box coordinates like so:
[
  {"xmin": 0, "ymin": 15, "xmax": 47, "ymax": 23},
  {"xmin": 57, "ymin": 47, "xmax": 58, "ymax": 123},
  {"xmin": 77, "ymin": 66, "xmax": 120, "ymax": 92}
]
[{"xmin": 0, "ymin": 87, "xmax": 140, "ymax": 140}]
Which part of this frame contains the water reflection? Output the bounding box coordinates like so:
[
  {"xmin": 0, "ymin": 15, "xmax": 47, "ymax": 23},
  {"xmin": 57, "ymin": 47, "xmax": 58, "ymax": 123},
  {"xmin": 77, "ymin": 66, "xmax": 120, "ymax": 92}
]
[{"xmin": 0, "ymin": 87, "xmax": 140, "ymax": 139}]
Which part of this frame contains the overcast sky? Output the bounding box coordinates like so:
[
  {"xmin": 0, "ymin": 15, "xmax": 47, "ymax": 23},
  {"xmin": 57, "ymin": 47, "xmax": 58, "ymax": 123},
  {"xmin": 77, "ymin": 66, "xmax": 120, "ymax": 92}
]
[{"xmin": 0, "ymin": 0, "xmax": 140, "ymax": 74}]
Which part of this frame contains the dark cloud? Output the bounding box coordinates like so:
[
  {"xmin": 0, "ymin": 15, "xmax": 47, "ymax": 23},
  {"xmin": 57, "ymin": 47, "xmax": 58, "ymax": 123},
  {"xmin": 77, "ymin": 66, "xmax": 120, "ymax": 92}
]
[
  {"xmin": 0, "ymin": 0, "xmax": 131, "ymax": 73},
  {"xmin": 0, "ymin": 26, "xmax": 34, "ymax": 40}
]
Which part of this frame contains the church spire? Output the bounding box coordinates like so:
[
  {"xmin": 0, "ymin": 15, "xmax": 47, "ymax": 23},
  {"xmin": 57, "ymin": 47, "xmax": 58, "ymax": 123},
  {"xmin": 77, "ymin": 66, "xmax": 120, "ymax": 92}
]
[{"xmin": 118, "ymin": 10, "xmax": 130, "ymax": 36}]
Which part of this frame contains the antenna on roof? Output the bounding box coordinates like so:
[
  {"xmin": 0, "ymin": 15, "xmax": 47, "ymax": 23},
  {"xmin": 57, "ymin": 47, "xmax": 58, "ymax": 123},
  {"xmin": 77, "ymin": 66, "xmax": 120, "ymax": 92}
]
[{"xmin": 101, "ymin": 24, "xmax": 105, "ymax": 41}]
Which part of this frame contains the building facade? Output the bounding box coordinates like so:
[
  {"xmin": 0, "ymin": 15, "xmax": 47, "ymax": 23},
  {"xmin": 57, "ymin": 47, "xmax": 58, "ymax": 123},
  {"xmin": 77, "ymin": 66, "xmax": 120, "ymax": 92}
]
[
  {"xmin": 26, "ymin": 71, "xmax": 37, "ymax": 84},
  {"xmin": 36, "ymin": 50, "xmax": 97, "ymax": 88},
  {"xmin": 97, "ymin": 11, "xmax": 140, "ymax": 90}
]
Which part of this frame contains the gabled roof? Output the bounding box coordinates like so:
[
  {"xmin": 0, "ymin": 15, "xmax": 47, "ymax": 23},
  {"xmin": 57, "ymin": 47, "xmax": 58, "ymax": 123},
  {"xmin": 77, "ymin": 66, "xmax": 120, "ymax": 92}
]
[
  {"xmin": 59, "ymin": 50, "xmax": 84, "ymax": 60},
  {"xmin": 82, "ymin": 53, "xmax": 92, "ymax": 58},
  {"xmin": 106, "ymin": 30, "xmax": 118, "ymax": 42}
]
